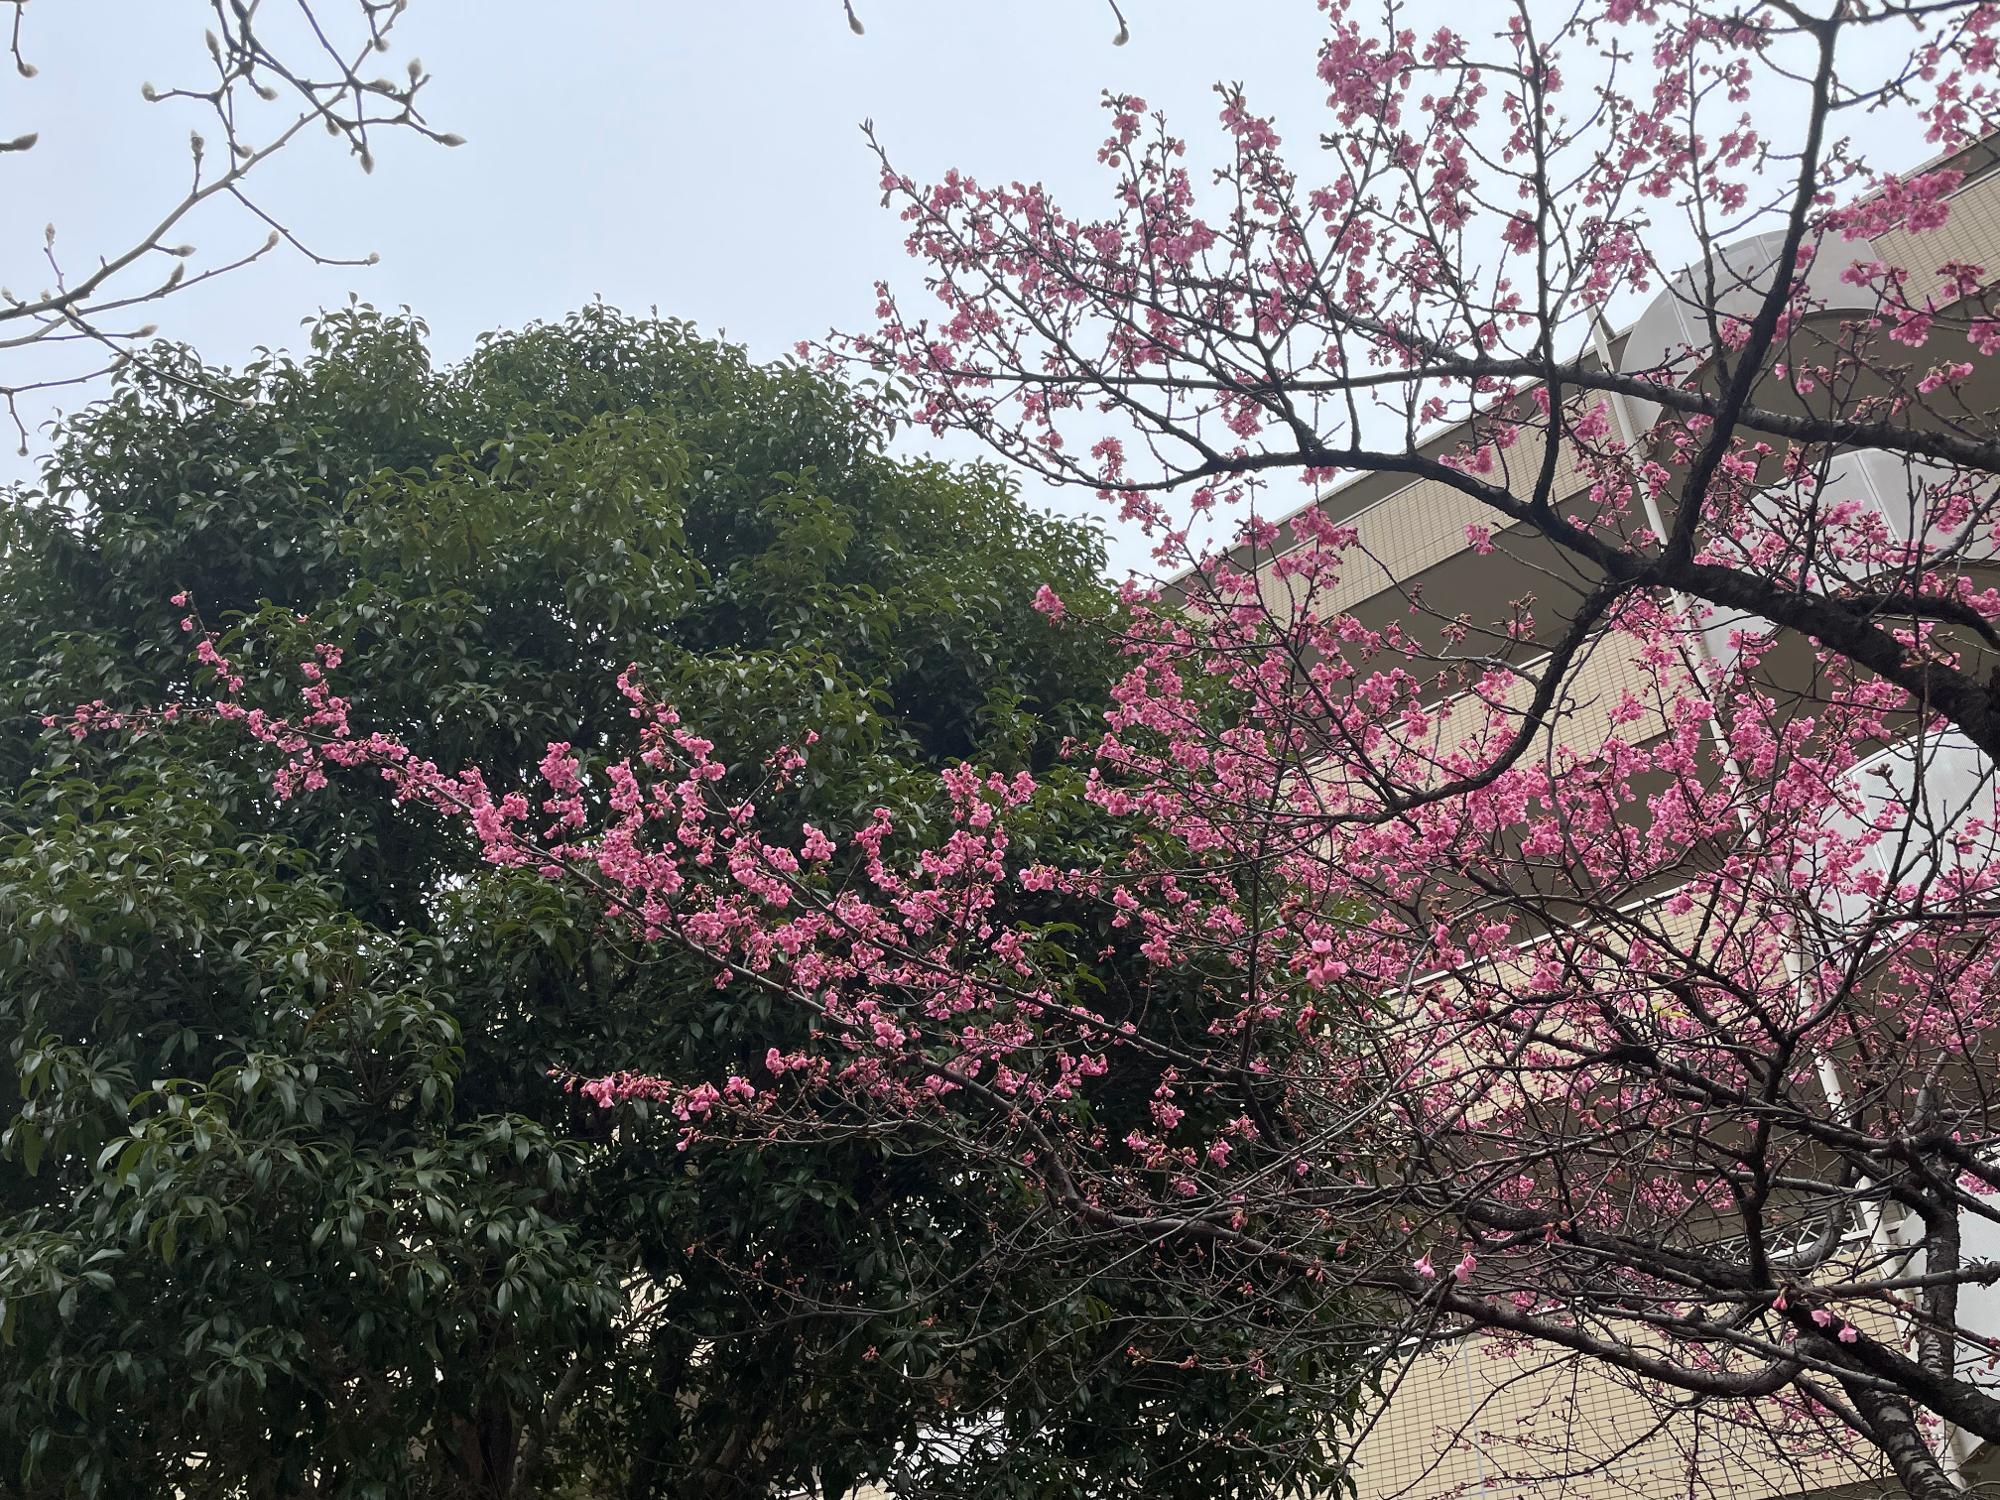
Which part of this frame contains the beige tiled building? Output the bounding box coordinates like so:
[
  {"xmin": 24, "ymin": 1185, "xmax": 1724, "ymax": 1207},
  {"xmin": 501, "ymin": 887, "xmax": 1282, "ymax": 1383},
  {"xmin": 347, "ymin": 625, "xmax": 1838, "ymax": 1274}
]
[{"xmin": 1289, "ymin": 139, "xmax": 2000, "ymax": 1500}]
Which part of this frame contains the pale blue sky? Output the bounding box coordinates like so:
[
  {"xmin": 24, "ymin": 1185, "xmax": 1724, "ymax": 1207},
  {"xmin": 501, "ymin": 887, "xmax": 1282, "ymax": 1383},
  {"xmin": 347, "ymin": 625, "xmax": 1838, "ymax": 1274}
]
[
  {"xmin": 2, "ymin": 2, "xmax": 1343, "ymax": 565},
  {"xmin": 0, "ymin": 3, "xmax": 1929, "ymax": 570}
]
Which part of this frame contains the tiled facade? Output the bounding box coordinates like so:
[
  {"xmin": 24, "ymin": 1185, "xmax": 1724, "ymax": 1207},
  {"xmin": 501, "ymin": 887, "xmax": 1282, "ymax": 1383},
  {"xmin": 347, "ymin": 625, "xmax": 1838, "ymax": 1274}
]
[{"xmin": 1325, "ymin": 151, "xmax": 2000, "ymax": 1500}]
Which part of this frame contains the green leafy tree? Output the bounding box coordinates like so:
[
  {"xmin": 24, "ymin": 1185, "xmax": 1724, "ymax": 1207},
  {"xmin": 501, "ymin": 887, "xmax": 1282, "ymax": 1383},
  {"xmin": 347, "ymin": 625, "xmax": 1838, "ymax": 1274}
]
[{"xmin": 0, "ymin": 306, "xmax": 1355, "ymax": 1497}]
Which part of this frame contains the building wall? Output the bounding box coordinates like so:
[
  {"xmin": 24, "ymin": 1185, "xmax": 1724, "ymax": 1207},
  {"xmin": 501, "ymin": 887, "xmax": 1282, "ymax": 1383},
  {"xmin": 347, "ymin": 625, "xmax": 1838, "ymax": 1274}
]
[
  {"xmin": 1327, "ymin": 153, "xmax": 2000, "ymax": 1500},
  {"xmin": 1351, "ymin": 1335, "xmax": 1883, "ymax": 1500}
]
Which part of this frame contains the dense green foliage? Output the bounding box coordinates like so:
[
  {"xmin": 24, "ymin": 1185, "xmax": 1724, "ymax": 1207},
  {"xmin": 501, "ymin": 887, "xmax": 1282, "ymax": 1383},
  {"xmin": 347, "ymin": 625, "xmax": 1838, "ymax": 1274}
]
[{"xmin": 0, "ymin": 308, "xmax": 1354, "ymax": 1497}]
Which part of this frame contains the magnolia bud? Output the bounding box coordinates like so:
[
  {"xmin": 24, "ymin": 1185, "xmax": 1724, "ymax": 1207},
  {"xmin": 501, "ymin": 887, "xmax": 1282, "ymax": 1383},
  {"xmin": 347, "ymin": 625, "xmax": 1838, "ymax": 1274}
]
[
  {"xmin": 364, "ymin": 251, "xmax": 380, "ymax": 265},
  {"xmin": 15, "ymin": 59, "xmax": 35, "ymax": 78},
  {"xmin": 408, "ymin": 57, "xmax": 423, "ymax": 80},
  {"xmin": 263, "ymin": 230, "xmax": 280, "ymax": 250},
  {"xmin": 0, "ymin": 131, "xmax": 38, "ymax": 152},
  {"xmin": 845, "ymin": 1, "xmax": 864, "ymax": 34},
  {"xmin": 134, "ymin": 324, "xmax": 158, "ymax": 338},
  {"xmin": 358, "ymin": 149, "xmax": 374, "ymax": 174},
  {"xmin": 167, "ymin": 243, "xmax": 196, "ymax": 257},
  {"xmin": 254, "ymin": 81, "xmax": 277, "ymax": 100},
  {"xmin": 438, "ymin": 132, "xmax": 465, "ymax": 148},
  {"xmin": 141, "ymin": 82, "xmax": 159, "ymax": 101},
  {"xmin": 42, "ymin": 222, "xmax": 54, "ymax": 248}
]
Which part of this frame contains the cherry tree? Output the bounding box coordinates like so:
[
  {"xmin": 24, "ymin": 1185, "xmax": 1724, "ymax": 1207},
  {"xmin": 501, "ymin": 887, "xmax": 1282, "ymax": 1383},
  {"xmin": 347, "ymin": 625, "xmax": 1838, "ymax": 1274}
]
[{"xmin": 126, "ymin": 2, "xmax": 2000, "ymax": 1495}]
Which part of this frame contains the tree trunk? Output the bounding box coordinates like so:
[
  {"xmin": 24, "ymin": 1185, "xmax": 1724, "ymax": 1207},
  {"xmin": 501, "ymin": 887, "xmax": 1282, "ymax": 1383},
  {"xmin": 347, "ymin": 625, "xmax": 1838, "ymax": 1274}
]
[{"xmin": 1847, "ymin": 1382, "xmax": 1964, "ymax": 1500}]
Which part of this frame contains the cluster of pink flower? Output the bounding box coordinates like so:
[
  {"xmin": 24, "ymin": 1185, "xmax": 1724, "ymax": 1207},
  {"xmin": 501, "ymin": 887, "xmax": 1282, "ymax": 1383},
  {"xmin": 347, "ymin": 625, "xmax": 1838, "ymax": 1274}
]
[
  {"xmin": 78, "ymin": 1, "xmax": 2000, "ymax": 1482},
  {"xmin": 798, "ymin": 1, "xmax": 2000, "ymax": 1482}
]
